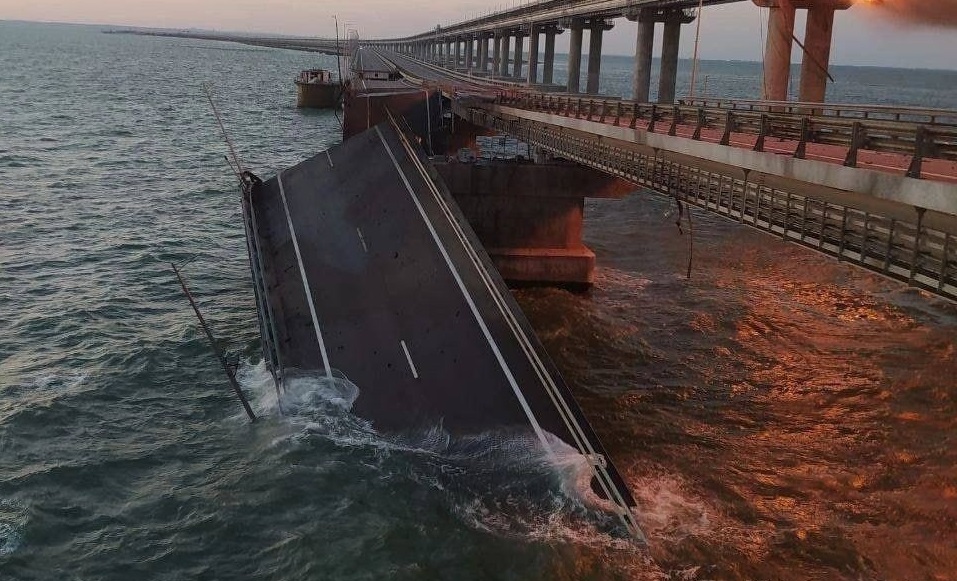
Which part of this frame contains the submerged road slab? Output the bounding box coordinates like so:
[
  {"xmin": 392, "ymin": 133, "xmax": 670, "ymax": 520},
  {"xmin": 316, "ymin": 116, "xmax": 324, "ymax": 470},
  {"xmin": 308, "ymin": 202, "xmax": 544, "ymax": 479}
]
[{"xmin": 245, "ymin": 119, "xmax": 643, "ymax": 539}]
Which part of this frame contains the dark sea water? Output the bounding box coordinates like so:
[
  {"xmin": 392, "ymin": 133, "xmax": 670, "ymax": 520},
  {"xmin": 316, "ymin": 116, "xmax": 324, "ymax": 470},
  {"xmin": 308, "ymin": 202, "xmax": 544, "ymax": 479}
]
[{"xmin": 2, "ymin": 20, "xmax": 956, "ymax": 580}]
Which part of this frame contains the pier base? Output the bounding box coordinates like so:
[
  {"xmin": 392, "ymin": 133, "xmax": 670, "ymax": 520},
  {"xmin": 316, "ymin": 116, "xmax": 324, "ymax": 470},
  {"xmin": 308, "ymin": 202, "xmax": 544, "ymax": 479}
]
[{"xmin": 433, "ymin": 160, "xmax": 633, "ymax": 286}]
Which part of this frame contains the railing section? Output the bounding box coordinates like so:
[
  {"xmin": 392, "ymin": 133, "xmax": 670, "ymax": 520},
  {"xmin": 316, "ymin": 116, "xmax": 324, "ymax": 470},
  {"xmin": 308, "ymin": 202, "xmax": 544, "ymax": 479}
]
[{"xmin": 464, "ymin": 106, "xmax": 957, "ymax": 302}]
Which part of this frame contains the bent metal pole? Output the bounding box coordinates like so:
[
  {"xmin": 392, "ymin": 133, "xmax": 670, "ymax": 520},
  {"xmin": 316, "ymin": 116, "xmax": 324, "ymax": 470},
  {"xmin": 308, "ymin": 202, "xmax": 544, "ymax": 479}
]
[{"xmin": 172, "ymin": 262, "xmax": 257, "ymax": 423}]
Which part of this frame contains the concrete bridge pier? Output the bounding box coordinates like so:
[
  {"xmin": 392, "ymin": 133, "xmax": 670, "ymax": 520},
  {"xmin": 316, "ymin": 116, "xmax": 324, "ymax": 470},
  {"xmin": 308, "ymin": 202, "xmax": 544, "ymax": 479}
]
[
  {"xmin": 542, "ymin": 26, "xmax": 559, "ymax": 85},
  {"xmin": 527, "ymin": 23, "xmax": 540, "ymax": 84},
  {"xmin": 629, "ymin": 10, "xmax": 655, "ymax": 101},
  {"xmin": 465, "ymin": 36, "xmax": 474, "ymax": 71},
  {"xmin": 499, "ymin": 34, "xmax": 511, "ymax": 77},
  {"xmin": 478, "ymin": 34, "xmax": 489, "ymax": 73},
  {"xmin": 567, "ymin": 18, "xmax": 584, "ymax": 93},
  {"xmin": 492, "ymin": 33, "xmax": 502, "ymax": 75},
  {"xmin": 658, "ymin": 10, "xmax": 694, "ymax": 103},
  {"xmin": 513, "ymin": 32, "xmax": 524, "ymax": 78},
  {"xmin": 586, "ymin": 20, "xmax": 614, "ymax": 94},
  {"xmin": 755, "ymin": 0, "xmax": 852, "ymax": 102},
  {"xmin": 454, "ymin": 38, "xmax": 462, "ymax": 69}
]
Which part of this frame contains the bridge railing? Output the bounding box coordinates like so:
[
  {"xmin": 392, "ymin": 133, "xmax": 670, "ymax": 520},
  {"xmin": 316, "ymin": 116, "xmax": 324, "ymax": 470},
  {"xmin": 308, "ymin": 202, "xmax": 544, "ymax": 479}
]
[
  {"xmin": 496, "ymin": 92, "xmax": 957, "ymax": 180},
  {"xmin": 678, "ymin": 98, "xmax": 957, "ymax": 126},
  {"xmin": 461, "ymin": 104, "xmax": 957, "ymax": 302}
]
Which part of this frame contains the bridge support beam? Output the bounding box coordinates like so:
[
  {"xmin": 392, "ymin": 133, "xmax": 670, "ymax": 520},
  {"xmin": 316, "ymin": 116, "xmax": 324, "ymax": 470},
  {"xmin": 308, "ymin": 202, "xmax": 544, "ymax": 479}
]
[
  {"xmin": 761, "ymin": 1, "xmax": 796, "ymax": 101},
  {"xmin": 527, "ymin": 24, "xmax": 540, "ymax": 84},
  {"xmin": 586, "ymin": 20, "xmax": 612, "ymax": 95},
  {"xmin": 658, "ymin": 15, "xmax": 682, "ymax": 103},
  {"xmin": 499, "ymin": 34, "xmax": 511, "ymax": 77},
  {"xmin": 434, "ymin": 160, "xmax": 632, "ymax": 287},
  {"xmin": 543, "ymin": 27, "xmax": 557, "ymax": 85},
  {"xmin": 454, "ymin": 38, "xmax": 462, "ymax": 68},
  {"xmin": 478, "ymin": 35, "xmax": 489, "ymax": 72},
  {"xmin": 631, "ymin": 12, "xmax": 654, "ymax": 101},
  {"xmin": 567, "ymin": 18, "xmax": 584, "ymax": 93},
  {"xmin": 493, "ymin": 34, "xmax": 502, "ymax": 75},
  {"xmin": 799, "ymin": 5, "xmax": 836, "ymax": 102},
  {"xmin": 513, "ymin": 33, "xmax": 524, "ymax": 78},
  {"xmin": 465, "ymin": 37, "xmax": 474, "ymax": 71}
]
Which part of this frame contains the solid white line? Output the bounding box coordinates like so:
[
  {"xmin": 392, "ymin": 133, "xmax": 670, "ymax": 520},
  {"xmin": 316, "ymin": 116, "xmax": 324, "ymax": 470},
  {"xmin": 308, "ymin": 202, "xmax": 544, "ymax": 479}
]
[
  {"xmin": 276, "ymin": 171, "xmax": 333, "ymax": 378},
  {"xmin": 326, "ymin": 150, "xmax": 334, "ymax": 168},
  {"xmin": 399, "ymin": 340, "xmax": 419, "ymax": 379},
  {"xmin": 356, "ymin": 227, "xmax": 368, "ymax": 252},
  {"xmin": 375, "ymin": 126, "xmax": 553, "ymax": 457}
]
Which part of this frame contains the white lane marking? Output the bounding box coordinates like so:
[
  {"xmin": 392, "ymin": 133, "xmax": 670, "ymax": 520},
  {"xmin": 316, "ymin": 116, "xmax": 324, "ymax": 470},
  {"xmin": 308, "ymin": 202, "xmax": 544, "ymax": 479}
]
[
  {"xmin": 356, "ymin": 227, "xmax": 368, "ymax": 252},
  {"xmin": 389, "ymin": 119, "xmax": 646, "ymax": 541},
  {"xmin": 375, "ymin": 126, "xmax": 553, "ymax": 457},
  {"xmin": 400, "ymin": 340, "xmax": 419, "ymax": 379},
  {"xmin": 276, "ymin": 171, "xmax": 333, "ymax": 378},
  {"xmin": 326, "ymin": 150, "xmax": 334, "ymax": 168}
]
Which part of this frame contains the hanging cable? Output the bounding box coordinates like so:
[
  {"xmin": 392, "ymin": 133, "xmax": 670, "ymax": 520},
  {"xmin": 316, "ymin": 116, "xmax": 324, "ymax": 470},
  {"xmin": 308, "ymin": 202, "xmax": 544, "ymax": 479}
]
[{"xmin": 689, "ymin": 0, "xmax": 705, "ymax": 99}]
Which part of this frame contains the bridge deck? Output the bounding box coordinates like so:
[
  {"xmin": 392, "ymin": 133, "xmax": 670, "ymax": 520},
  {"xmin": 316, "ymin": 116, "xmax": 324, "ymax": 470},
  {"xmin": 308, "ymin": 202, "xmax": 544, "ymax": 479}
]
[{"xmin": 244, "ymin": 119, "xmax": 643, "ymax": 538}]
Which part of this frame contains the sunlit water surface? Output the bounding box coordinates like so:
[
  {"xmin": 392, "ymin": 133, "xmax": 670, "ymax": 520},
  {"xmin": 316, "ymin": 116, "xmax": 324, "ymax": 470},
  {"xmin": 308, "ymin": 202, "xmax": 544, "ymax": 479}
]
[{"xmin": 1, "ymin": 21, "xmax": 955, "ymax": 580}]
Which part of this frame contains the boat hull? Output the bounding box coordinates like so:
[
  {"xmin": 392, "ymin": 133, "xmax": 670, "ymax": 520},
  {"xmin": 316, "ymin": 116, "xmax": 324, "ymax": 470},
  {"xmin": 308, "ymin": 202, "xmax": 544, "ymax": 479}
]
[{"xmin": 295, "ymin": 82, "xmax": 339, "ymax": 109}]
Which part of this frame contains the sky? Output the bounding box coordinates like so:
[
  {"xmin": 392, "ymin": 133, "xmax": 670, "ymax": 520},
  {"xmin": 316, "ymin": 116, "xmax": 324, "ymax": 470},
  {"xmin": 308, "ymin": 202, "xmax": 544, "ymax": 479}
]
[{"xmin": 2, "ymin": 0, "xmax": 956, "ymax": 70}]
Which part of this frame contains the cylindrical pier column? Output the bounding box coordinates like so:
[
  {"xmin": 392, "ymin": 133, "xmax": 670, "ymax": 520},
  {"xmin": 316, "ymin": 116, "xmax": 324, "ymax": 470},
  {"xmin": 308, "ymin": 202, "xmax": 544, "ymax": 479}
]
[
  {"xmin": 454, "ymin": 39, "xmax": 462, "ymax": 68},
  {"xmin": 632, "ymin": 16, "xmax": 654, "ymax": 101},
  {"xmin": 586, "ymin": 21, "xmax": 604, "ymax": 94},
  {"xmin": 478, "ymin": 35, "xmax": 488, "ymax": 72},
  {"xmin": 567, "ymin": 18, "xmax": 584, "ymax": 93},
  {"xmin": 658, "ymin": 17, "xmax": 681, "ymax": 103},
  {"xmin": 493, "ymin": 33, "xmax": 502, "ymax": 75},
  {"xmin": 527, "ymin": 24, "xmax": 540, "ymax": 84},
  {"xmin": 543, "ymin": 28, "xmax": 556, "ymax": 84},
  {"xmin": 465, "ymin": 37, "xmax": 474, "ymax": 71},
  {"xmin": 762, "ymin": 1, "xmax": 796, "ymax": 101},
  {"xmin": 799, "ymin": 5, "xmax": 835, "ymax": 103},
  {"xmin": 499, "ymin": 34, "xmax": 511, "ymax": 77},
  {"xmin": 513, "ymin": 33, "xmax": 524, "ymax": 78}
]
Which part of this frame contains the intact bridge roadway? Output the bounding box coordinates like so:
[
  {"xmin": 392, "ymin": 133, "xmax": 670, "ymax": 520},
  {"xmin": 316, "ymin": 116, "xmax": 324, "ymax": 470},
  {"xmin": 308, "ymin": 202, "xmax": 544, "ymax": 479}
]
[{"xmin": 363, "ymin": 45, "xmax": 957, "ymax": 302}]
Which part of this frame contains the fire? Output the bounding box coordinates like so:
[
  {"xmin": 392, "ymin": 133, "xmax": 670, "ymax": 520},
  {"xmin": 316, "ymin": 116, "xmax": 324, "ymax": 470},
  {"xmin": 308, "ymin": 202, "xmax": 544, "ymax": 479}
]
[{"xmin": 855, "ymin": 0, "xmax": 957, "ymax": 26}]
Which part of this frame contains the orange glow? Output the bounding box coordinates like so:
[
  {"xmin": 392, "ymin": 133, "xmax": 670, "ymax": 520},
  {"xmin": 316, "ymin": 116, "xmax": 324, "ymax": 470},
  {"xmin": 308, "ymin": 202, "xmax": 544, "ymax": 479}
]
[{"xmin": 855, "ymin": 0, "xmax": 957, "ymax": 26}]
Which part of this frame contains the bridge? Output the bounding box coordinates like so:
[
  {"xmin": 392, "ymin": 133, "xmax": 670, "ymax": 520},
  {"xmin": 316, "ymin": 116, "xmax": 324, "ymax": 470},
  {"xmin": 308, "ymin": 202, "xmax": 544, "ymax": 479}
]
[{"xmin": 190, "ymin": 0, "xmax": 957, "ymax": 545}]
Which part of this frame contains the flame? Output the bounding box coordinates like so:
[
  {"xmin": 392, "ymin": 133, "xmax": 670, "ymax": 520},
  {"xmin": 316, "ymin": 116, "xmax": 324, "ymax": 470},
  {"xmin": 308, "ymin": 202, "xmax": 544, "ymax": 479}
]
[{"xmin": 856, "ymin": 0, "xmax": 957, "ymax": 26}]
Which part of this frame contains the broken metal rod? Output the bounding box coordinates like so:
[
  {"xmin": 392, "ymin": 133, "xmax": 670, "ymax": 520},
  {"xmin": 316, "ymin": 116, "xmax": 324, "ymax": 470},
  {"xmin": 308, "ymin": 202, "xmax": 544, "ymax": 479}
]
[{"xmin": 171, "ymin": 262, "xmax": 257, "ymax": 423}]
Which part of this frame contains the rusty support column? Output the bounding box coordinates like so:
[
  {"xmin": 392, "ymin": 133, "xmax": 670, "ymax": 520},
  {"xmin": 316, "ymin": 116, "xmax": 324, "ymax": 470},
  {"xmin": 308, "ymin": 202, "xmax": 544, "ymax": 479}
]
[
  {"xmin": 799, "ymin": 5, "xmax": 835, "ymax": 103},
  {"xmin": 762, "ymin": 0, "xmax": 796, "ymax": 101}
]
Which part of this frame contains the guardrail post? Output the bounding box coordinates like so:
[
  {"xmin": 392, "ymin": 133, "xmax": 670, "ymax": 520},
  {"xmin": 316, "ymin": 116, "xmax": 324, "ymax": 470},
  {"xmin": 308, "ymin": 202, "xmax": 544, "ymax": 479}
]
[
  {"xmin": 754, "ymin": 114, "xmax": 769, "ymax": 152},
  {"xmin": 843, "ymin": 121, "xmax": 867, "ymax": 167},
  {"xmin": 629, "ymin": 103, "xmax": 639, "ymax": 129},
  {"xmin": 614, "ymin": 102, "xmax": 623, "ymax": 126},
  {"xmin": 906, "ymin": 126, "xmax": 934, "ymax": 179},
  {"xmin": 940, "ymin": 234, "xmax": 952, "ymax": 292},
  {"xmin": 692, "ymin": 107, "xmax": 705, "ymax": 140},
  {"xmin": 794, "ymin": 116, "xmax": 811, "ymax": 159},
  {"xmin": 649, "ymin": 104, "xmax": 658, "ymax": 133},
  {"xmin": 668, "ymin": 106, "xmax": 680, "ymax": 136},
  {"xmin": 909, "ymin": 207, "xmax": 926, "ymax": 284},
  {"xmin": 720, "ymin": 110, "xmax": 734, "ymax": 145}
]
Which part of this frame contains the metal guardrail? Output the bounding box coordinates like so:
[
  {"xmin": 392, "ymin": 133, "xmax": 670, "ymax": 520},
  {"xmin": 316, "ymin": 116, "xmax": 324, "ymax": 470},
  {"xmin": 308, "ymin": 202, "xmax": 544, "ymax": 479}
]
[
  {"xmin": 497, "ymin": 92, "xmax": 957, "ymax": 180},
  {"xmin": 678, "ymin": 98, "xmax": 957, "ymax": 126},
  {"xmin": 462, "ymin": 106, "xmax": 957, "ymax": 302}
]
